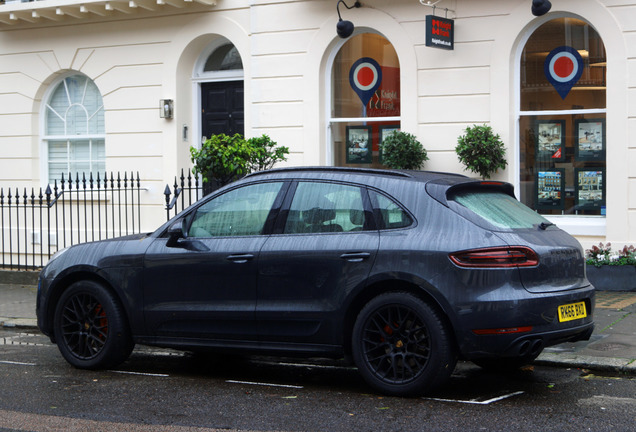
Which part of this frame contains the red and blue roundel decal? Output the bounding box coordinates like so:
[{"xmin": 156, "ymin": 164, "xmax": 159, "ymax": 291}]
[
  {"xmin": 349, "ymin": 57, "xmax": 383, "ymax": 106},
  {"xmin": 544, "ymin": 46, "xmax": 584, "ymax": 99}
]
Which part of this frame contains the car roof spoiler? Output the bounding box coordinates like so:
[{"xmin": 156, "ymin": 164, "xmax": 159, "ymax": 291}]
[{"xmin": 426, "ymin": 178, "xmax": 516, "ymax": 207}]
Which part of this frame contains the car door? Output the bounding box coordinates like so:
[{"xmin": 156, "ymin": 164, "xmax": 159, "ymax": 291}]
[
  {"xmin": 143, "ymin": 181, "xmax": 286, "ymax": 341},
  {"xmin": 257, "ymin": 181, "xmax": 379, "ymax": 346}
]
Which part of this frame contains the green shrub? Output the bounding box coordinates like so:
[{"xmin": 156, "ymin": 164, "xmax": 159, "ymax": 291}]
[
  {"xmin": 455, "ymin": 125, "xmax": 507, "ymax": 179},
  {"xmin": 190, "ymin": 133, "xmax": 289, "ymax": 188},
  {"xmin": 247, "ymin": 134, "xmax": 289, "ymax": 172},
  {"xmin": 190, "ymin": 133, "xmax": 255, "ymax": 187},
  {"xmin": 380, "ymin": 131, "xmax": 428, "ymax": 170}
]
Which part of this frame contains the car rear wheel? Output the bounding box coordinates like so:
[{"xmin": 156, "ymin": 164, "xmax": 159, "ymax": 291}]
[
  {"xmin": 352, "ymin": 292, "xmax": 456, "ymax": 397},
  {"xmin": 53, "ymin": 280, "xmax": 134, "ymax": 369}
]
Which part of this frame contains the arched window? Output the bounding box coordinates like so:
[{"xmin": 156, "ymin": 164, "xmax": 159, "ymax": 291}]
[
  {"xmin": 329, "ymin": 33, "xmax": 400, "ymax": 167},
  {"xmin": 194, "ymin": 38, "xmax": 244, "ymax": 81},
  {"xmin": 203, "ymin": 44, "xmax": 243, "ymax": 72},
  {"xmin": 44, "ymin": 74, "xmax": 105, "ymax": 183},
  {"xmin": 519, "ymin": 18, "xmax": 606, "ymax": 218}
]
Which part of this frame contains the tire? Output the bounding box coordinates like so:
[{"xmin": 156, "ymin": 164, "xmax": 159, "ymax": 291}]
[
  {"xmin": 352, "ymin": 292, "xmax": 456, "ymax": 397},
  {"xmin": 53, "ymin": 280, "xmax": 134, "ymax": 369}
]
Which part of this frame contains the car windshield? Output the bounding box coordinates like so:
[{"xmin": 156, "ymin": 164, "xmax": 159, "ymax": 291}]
[{"xmin": 450, "ymin": 189, "xmax": 550, "ymax": 229}]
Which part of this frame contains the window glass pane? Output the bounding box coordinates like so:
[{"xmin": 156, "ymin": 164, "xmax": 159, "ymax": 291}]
[
  {"xmin": 70, "ymin": 161, "xmax": 90, "ymax": 174},
  {"xmin": 189, "ymin": 182, "xmax": 283, "ymax": 237},
  {"xmin": 519, "ymin": 18, "xmax": 606, "ymax": 217},
  {"xmin": 284, "ymin": 182, "xmax": 365, "ymax": 234},
  {"xmin": 521, "ymin": 18, "xmax": 606, "ymax": 111},
  {"xmin": 519, "ymin": 114, "xmax": 606, "ymax": 215},
  {"xmin": 70, "ymin": 140, "xmax": 90, "ymax": 160},
  {"xmin": 45, "ymin": 75, "xmax": 105, "ymax": 183},
  {"xmin": 369, "ymin": 190, "xmax": 412, "ymax": 229},
  {"xmin": 331, "ymin": 33, "xmax": 400, "ymax": 169},
  {"xmin": 46, "ymin": 109, "xmax": 65, "ymax": 136},
  {"xmin": 450, "ymin": 190, "xmax": 549, "ymax": 229},
  {"xmin": 93, "ymin": 140, "xmax": 106, "ymax": 159},
  {"xmin": 48, "ymin": 163, "xmax": 68, "ymax": 183},
  {"xmin": 332, "ymin": 33, "xmax": 400, "ymax": 118},
  {"xmin": 66, "ymin": 105, "xmax": 87, "ymax": 135},
  {"xmin": 204, "ymin": 44, "xmax": 243, "ymax": 71}
]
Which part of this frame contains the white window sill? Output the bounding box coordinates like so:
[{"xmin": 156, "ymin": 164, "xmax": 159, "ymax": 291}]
[{"xmin": 545, "ymin": 215, "xmax": 606, "ymax": 236}]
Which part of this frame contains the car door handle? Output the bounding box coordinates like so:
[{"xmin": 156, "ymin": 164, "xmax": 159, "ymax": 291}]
[
  {"xmin": 227, "ymin": 254, "xmax": 255, "ymax": 263},
  {"xmin": 340, "ymin": 252, "xmax": 371, "ymax": 263}
]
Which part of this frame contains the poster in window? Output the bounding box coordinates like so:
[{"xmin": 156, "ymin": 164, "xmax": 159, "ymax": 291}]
[
  {"xmin": 536, "ymin": 169, "xmax": 565, "ymax": 210},
  {"xmin": 575, "ymin": 169, "xmax": 605, "ymax": 210},
  {"xmin": 378, "ymin": 125, "xmax": 400, "ymax": 164},
  {"xmin": 535, "ymin": 120, "xmax": 565, "ymax": 161},
  {"xmin": 575, "ymin": 119, "xmax": 605, "ymax": 161},
  {"xmin": 346, "ymin": 126, "xmax": 373, "ymax": 164}
]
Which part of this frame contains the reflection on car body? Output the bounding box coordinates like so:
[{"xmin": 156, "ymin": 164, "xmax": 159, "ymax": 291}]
[{"xmin": 36, "ymin": 167, "xmax": 594, "ymax": 396}]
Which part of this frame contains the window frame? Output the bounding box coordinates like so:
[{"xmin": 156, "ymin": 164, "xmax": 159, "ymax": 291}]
[
  {"xmin": 40, "ymin": 72, "xmax": 105, "ymax": 185},
  {"xmin": 514, "ymin": 15, "xmax": 607, "ymax": 236},
  {"xmin": 325, "ymin": 30, "xmax": 401, "ymax": 167}
]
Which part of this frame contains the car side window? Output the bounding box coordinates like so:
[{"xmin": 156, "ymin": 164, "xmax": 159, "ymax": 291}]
[
  {"xmin": 369, "ymin": 190, "xmax": 412, "ymax": 229},
  {"xmin": 188, "ymin": 182, "xmax": 283, "ymax": 237},
  {"xmin": 284, "ymin": 182, "xmax": 367, "ymax": 234}
]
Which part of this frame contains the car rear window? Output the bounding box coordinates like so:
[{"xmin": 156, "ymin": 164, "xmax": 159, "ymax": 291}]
[{"xmin": 449, "ymin": 189, "xmax": 550, "ymax": 229}]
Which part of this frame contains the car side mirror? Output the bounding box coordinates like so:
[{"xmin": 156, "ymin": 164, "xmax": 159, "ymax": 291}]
[{"xmin": 166, "ymin": 220, "xmax": 187, "ymax": 247}]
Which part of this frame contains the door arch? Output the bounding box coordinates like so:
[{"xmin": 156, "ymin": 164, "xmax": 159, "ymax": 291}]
[{"xmin": 194, "ymin": 38, "xmax": 244, "ymax": 141}]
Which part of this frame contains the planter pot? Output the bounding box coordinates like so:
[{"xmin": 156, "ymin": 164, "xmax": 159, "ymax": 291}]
[{"xmin": 586, "ymin": 265, "xmax": 636, "ymax": 292}]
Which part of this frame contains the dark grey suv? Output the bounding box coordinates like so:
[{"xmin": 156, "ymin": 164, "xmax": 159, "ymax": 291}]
[{"xmin": 36, "ymin": 167, "xmax": 595, "ymax": 396}]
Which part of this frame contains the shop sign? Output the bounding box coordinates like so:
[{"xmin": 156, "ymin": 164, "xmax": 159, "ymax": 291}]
[
  {"xmin": 544, "ymin": 46, "xmax": 584, "ymax": 99},
  {"xmin": 426, "ymin": 15, "xmax": 454, "ymax": 50},
  {"xmin": 349, "ymin": 57, "xmax": 383, "ymax": 107}
]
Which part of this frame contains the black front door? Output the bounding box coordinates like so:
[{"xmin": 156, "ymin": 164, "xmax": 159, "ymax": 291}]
[{"xmin": 201, "ymin": 81, "xmax": 244, "ymax": 139}]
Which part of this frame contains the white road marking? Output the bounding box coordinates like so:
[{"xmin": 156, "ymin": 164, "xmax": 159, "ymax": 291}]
[
  {"xmin": 226, "ymin": 379, "xmax": 304, "ymax": 389},
  {"xmin": 259, "ymin": 360, "xmax": 354, "ymax": 371},
  {"xmin": 424, "ymin": 390, "xmax": 525, "ymax": 405},
  {"xmin": 0, "ymin": 360, "xmax": 36, "ymax": 366},
  {"xmin": 109, "ymin": 370, "xmax": 169, "ymax": 377}
]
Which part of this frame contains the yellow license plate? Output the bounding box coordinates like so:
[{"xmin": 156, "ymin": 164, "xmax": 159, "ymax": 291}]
[{"xmin": 558, "ymin": 302, "xmax": 587, "ymax": 322}]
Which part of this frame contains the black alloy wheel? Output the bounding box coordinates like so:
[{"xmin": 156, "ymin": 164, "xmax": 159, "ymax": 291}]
[
  {"xmin": 352, "ymin": 292, "xmax": 456, "ymax": 396},
  {"xmin": 54, "ymin": 280, "xmax": 134, "ymax": 369}
]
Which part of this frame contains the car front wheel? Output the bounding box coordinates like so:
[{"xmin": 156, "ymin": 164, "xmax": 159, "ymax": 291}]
[
  {"xmin": 53, "ymin": 280, "xmax": 134, "ymax": 369},
  {"xmin": 352, "ymin": 292, "xmax": 456, "ymax": 397}
]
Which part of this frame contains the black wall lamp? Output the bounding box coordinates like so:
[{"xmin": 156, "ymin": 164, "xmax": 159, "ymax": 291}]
[
  {"xmin": 531, "ymin": 0, "xmax": 552, "ymax": 16},
  {"xmin": 336, "ymin": 0, "xmax": 361, "ymax": 39}
]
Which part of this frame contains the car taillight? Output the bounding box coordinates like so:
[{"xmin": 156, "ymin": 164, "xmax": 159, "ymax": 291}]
[{"xmin": 449, "ymin": 246, "xmax": 539, "ymax": 268}]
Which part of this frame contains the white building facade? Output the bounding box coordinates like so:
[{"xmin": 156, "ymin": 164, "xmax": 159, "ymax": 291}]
[{"xmin": 0, "ymin": 0, "xmax": 634, "ymax": 249}]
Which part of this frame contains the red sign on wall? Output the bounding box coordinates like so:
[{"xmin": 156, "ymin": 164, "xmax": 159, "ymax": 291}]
[{"xmin": 426, "ymin": 15, "xmax": 454, "ymax": 50}]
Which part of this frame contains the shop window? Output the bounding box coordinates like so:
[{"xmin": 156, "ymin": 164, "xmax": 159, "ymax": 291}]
[
  {"xmin": 519, "ymin": 18, "xmax": 606, "ymax": 216},
  {"xmin": 329, "ymin": 33, "xmax": 400, "ymax": 167},
  {"xmin": 44, "ymin": 74, "xmax": 105, "ymax": 184}
]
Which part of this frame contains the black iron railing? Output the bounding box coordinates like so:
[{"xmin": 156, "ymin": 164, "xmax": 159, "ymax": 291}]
[
  {"xmin": 0, "ymin": 172, "xmax": 143, "ymax": 270},
  {"xmin": 163, "ymin": 168, "xmax": 210, "ymax": 219}
]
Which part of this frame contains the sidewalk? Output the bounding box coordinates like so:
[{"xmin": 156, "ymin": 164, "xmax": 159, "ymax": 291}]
[{"xmin": 1, "ymin": 279, "xmax": 635, "ymax": 374}]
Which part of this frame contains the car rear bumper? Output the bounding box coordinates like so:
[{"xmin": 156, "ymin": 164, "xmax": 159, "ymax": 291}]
[{"xmin": 451, "ymin": 285, "xmax": 595, "ymax": 360}]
